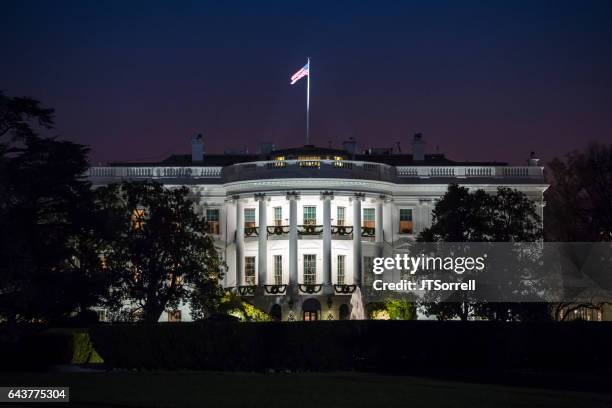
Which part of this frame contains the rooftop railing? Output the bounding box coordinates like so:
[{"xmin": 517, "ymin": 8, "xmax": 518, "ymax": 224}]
[
  {"xmin": 396, "ymin": 165, "xmax": 543, "ymax": 178},
  {"xmin": 87, "ymin": 166, "xmax": 223, "ymax": 180},
  {"xmin": 87, "ymin": 160, "xmax": 544, "ymax": 183}
]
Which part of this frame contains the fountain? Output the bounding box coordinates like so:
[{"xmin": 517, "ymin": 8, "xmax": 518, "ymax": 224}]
[{"xmin": 349, "ymin": 286, "xmax": 366, "ymax": 320}]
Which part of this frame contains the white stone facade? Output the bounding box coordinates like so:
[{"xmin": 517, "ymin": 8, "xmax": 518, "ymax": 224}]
[{"xmin": 89, "ymin": 156, "xmax": 547, "ymax": 321}]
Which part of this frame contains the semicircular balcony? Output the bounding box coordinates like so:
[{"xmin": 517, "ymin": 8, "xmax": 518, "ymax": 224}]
[{"xmin": 221, "ymin": 159, "xmax": 397, "ymax": 184}]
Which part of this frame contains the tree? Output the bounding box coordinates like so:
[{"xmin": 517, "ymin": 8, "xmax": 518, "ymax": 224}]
[
  {"xmin": 546, "ymin": 143, "xmax": 612, "ymax": 242},
  {"xmin": 370, "ymin": 298, "xmax": 417, "ymax": 320},
  {"xmin": 0, "ymin": 92, "xmax": 103, "ymax": 328},
  {"xmin": 417, "ymin": 184, "xmax": 543, "ymax": 321},
  {"xmin": 419, "ymin": 184, "xmax": 541, "ymax": 242},
  {"xmin": 96, "ymin": 180, "xmax": 224, "ymax": 322},
  {"xmin": 545, "ymin": 143, "xmax": 612, "ymax": 318}
]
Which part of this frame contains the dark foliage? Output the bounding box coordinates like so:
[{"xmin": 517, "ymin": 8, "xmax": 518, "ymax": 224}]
[
  {"xmin": 417, "ymin": 185, "xmax": 543, "ymax": 321},
  {"xmin": 418, "ymin": 184, "xmax": 542, "ymax": 242},
  {"xmin": 0, "ymin": 92, "xmax": 105, "ymax": 329},
  {"xmin": 95, "ymin": 181, "xmax": 224, "ymax": 322},
  {"xmin": 546, "ymin": 143, "xmax": 612, "ymax": 242},
  {"xmin": 89, "ymin": 321, "xmax": 612, "ymax": 372}
]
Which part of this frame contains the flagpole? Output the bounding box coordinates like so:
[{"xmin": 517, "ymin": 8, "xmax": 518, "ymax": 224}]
[{"xmin": 306, "ymin": 57, "xmax": 310, "ymax": 145}]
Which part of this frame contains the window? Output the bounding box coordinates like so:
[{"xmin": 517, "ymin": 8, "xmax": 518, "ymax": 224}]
[
  {"xmin": 363, "ymin": 208, "xmax": 375, "ymax": 229},
  {"xmin": 274, "ymin": 207, "xmax": 283, "ymax": 226},
  {"xmin": 399, "ymin": 209, "xmax": 413, "ymax": 234},
  {"xmin": 363, "ymin": 256, "xmax": 374, "ymax": 286},
  {"xmin": 131, "ymin": 208, "xmax": 146, "ymax": 230},
  {"xmin": 303, "ymin": 206, "xmax": 317, "ymax": 225},
  {"xmin": 303, "ymin": 254, "xmax": 316, "ymax": 284},
  {"xmin": 298, "ymin": 155, "xmax": 321, "ymax": 168},
  {"xmin": 336, "ymin": 206, "xmax": 345, "ymax": 226},
  {"xmin": 167, "ymin": 310, "xmax": 182, "ymax": 322},
  {"xmin": 274, "ymin": 255, "xmax": 283, "ymax": 285},
  {"xmin": 333, "ymin": 156, "xmax": 344, "ymax": 167},
  {"xmin": 245, "ymin": 256, "xmax": 256, "ymax": 285},
  {"xmin": 205, "ymin": 209, "xmax": 220, "ymax": 234},
  {"xmin": 337, "ymin": 255, "xmax": 346, "ymax": 285},
  {"xmin": 273, "ymin": 155, "xmax": 286, "ymax": 167},
  {"xmin": 244, "ymin": 208, "xmax": 256, "ymax": 229},
  {"xmin": 96, "ymin": 309, "xmax": 108, "ymax": 322}
]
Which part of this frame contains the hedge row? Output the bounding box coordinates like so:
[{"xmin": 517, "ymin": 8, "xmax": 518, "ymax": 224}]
[
  {"xmin": 89, "ymin": 321, "xmax": 612, "ymax": 372},
  {"xmin": 0, "ymin": 328, "xmax": 102, "ymax": 371}
]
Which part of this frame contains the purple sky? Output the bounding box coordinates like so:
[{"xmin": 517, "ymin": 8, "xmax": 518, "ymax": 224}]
[{"xmin": 2, "ymin": 1, "xmax": 611, "ymax": 165}]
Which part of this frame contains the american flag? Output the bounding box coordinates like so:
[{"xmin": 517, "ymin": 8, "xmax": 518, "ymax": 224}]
[{"xmin": 290, "ymin": 62, "xmax": 309, "ymax": 85}]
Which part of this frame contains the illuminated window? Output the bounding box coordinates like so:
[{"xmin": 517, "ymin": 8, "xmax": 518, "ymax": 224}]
[
  {"xmin": 399, "ymin": 209, "xmax": 413, "ymax": 234},
  {"xmin": 303, "ymin": 254, "xmax": 316, "ymax": 284},
  {"xmin": 274, "ymin": 255, "xmax": 283, "ymax": 285},
  {"xmin": 172, "ymin": 274, "xmax": 184, "ymax": 286},
  {"xmin": 303, "ymin": 311, "xmax": 318, "ymax": 321},
  {"xmin": 303, "ymin": 206, "xmax": 316, "ymax": 225},
  {"xmin": 333, "ymin": 156, "xmax": 344, "ymax": 167},
  {"xmin": 298, "ymin": 155, "xmax": 320, "ymax": 168},
  {"xmin": 131, "ymin": 208, "xmax": 146, "ymax": 230},
  {"xmin": 363, "ymin": 208, "xmax": 375, "ymax": 229},
  {"xmin": 96, "ymin": 309, "xmax": 108, "ymax": 322},
  {"xmin": 337, "ymin": 207, "xmax": 345, "ymax": 226},
  {"xmin": 274, "ymin": 207, "xmax": 283, "ymax": 226},
  {"xmin": 245, "ymin": 256, "xmax": 256, "ymax": 285},
  {"xmin": 167, "ymin": 310, "xmax": 182, "ymax": 322},
  {"xmin": 205, "ymin": 209, "xmax": 220, "ymax": 234},
  {"xmin": 337, "ymin": 255, "xmax": 346, "ymax": 285},
  {"xmin": 132, "ymin": 266, "xmax": 141, "ymax": 282},
  {"xmin": 273, "ymin": 156, "xmax": 286, "ymax": 167},
  {"xmin": 244, "ymin": 208, "xmax": 256, "ymax": 229}
]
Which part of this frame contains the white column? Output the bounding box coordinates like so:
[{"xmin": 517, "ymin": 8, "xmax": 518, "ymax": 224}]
[
  {"xmin": 235, "ymin": 196, "xmax": 244, "ymax": 286},
  {"xmin": 288, "ymin": 193, "xmax": 298, "ymax": 286},
  {"xmin": 375, "ymin": 195, "xmax": 384, "ymax": 257},
  {"xmin": 353, "ymin": 193, "xmax": 364, "ymax": 286},
  {"xmin": 256, "ymin": 193, "xmax": 267, "ymax": 285},
  {"xmin": 322, "ymin": 192, "xmax": 333, "ymax": 285}
]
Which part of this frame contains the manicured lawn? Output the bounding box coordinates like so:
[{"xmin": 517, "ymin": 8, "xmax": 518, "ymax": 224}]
[{"xmin": 1, "ymin": 371, "xmax": 610, "ymax": 408}]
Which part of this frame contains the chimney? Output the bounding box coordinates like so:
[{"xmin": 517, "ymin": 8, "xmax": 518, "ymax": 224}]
[
  {"xmin": 259, "ymin": 142, "xmax": 275, "ymax": 155},
  {"xmin": 527, "ymin": 151, "xmax": 540, "ymax": 167},
  {"xmin": 191, "ymin": 133, "xmax": 204, "ymax": 162},
  {"xmin": 412, "ymin": 133, "xmax": 425, "ymax": 161},
  {"xmin": 342, "ymin": 137, "xmax": 357, "ymax": 155}
]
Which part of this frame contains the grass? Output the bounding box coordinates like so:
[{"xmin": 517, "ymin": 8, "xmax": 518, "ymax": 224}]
[{"xmin": 1, "ymin": 371, "xmax": 610, "ymax": 408}]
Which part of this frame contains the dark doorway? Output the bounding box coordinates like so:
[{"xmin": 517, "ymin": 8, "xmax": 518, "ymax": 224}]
[
  {"xmin": 270, "ymin": 304, "xmax": 282, "ymax": 321},
  {"xmin": 339, "ymin": 304, "xmax": 350, "ymax": 320},
  {"xmin": 302, "ymin": 298, "xmax": 321, "ymax": 321}
]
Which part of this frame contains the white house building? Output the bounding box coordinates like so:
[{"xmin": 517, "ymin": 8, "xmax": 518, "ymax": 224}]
[{"xmin": 88, "ymin": 134, "xmax": 547, "ymax": 322}]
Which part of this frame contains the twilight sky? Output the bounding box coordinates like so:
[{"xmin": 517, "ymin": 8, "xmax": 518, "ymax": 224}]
[{"xmin": 2, "ymin": 1, "xmax": 611, "ymax": 165}]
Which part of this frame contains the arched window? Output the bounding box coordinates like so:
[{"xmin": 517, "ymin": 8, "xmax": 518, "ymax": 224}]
[{"xmin": 302, "ymin": 298, "xmax": 321, "ymax": 321}]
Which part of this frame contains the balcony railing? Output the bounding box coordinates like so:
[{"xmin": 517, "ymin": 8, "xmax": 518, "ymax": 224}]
[
  {"xmin": 244, "ymin": 226, "xmax": 259, "ymax": 237},
  {"xmin": 331, "ymin": 225, "xmax": 353, "ymax": 236},
  {"xmin": 223, "ymin": 159, "xmax": 397, "ymax": 183},
  {"xmin": 88, "ymin": 161, "xmax": 544, "ymax": 184},
  {"xmin": 298, "ymin": 224, "xmax": 323, "ymax": 235},
  {"xmin": 264, "ymin": 284, "xmax": 287, "ymax": 294},
  {"xmin": 396, "ymin": 165, "xmax": 543, "ymax": 178},
  {"xmin": 298, "ymin": 283, "xmax": 323, "ymax": 294},
  {"xmin": 361, "ymin": 227, "xmax": 375, "ymax": 237},
  {"xmin": 88, "ymin": 166, "xmax": 222, "ymax": 180},
  {"xmin": 267, "ymin": 225, "xmax": 290, "ymax": 236},
  {"xmin": 241, "ymin": 225, "xmax": 371, "ymax": 239}
]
